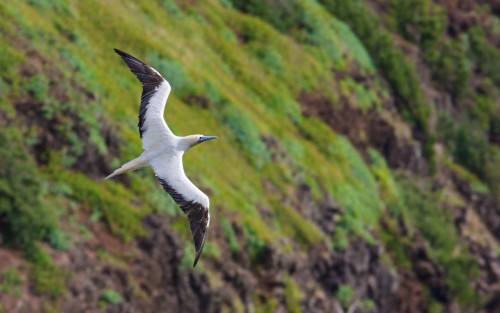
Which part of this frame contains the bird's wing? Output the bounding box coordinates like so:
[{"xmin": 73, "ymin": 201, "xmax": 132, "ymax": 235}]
[
  {"xmin": 150, "ymin": 156, "xmax": 210, "ymax": 267},
  {"xmin": 114, "ymin": 49, "xmax": 174, "ymax": 150}
]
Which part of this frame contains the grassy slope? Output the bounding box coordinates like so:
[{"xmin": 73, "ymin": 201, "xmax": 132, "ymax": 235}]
[{"xmin": 0, "ymin": 0, "xmax": 498, "ymax": 312}]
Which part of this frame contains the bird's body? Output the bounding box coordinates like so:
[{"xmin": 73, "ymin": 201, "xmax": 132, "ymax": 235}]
[{"xmin": 106, "ymin": 49, "xmax": 217, "ymax": 267}]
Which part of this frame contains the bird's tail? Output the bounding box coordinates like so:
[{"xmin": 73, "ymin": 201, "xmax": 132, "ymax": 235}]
[{"xmin": 104, "ymin": 156, "xmax": 147, "ymax": 180}]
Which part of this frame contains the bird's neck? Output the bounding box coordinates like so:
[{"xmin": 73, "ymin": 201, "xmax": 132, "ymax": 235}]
[{"xmin": 177, "ymin": 135, "xmax": 197, "ymax": 152}]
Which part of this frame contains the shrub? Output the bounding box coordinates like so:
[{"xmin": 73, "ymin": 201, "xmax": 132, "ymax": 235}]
[
  {"xmin": 426, "ymin": 38, "xmax": 471, "ymax": 101},
  {"xmin": 256, "ymin": 46, "xmax": 283, "ymax": 74},
  {"xmin": 299, "ymin": 8, "xmax": 341, "ymax": 61},
  {"xmin": 369, "ymin": 149, "xmax": 404, "ymax": 214},
  {"xmin": 161, "ymin": 0, "xmax": 184, "ymax": 19},
  {"xmin": 78, "ymin": 102, "xmax": 108, "ymax": 155},
  {"xmin": 284, "ymin": 275, "xmax": 304, "ymax": 313},
  {"xmin": 399, "ymin": 176, "xmax": 481, "ymax": 305},
  {"xmin": 271, "ymin": 200, "xmax": 325, "ymax": 246},
  {"xmin": 454, "ymin": 126, "xmax": 488, "ymax": 178},
  {"xmin": 30, "ymin": 248, "xmax": 66, "ymax": 299},
  {"xmin": 219, "ymin": 0, "xmax": 233, "ymax": 8},
  {"xmin": 148, "ymin": 52, "xmax": 197, "ymax": 98},
  {"xmin": 266, "ymin": 94, "xmax": 302, "ymax": 125},
  {"xmin": 217, "ymin": 102, "xmax": 271, "ymax": 168},
  {"xmin": 55, "ymin": 169, "xmax": 145, "ymax": 242},
  {"xmin": 0, "ymin": 44, "xmax": 24, "ymax": 80},
  {"xmin": 231, "ymin": 0, "xmax": 305, "ymax": 34},
  {"xmin": 0, "ymin": 127, "xmax": 57, "ymax": 255},
  {"xmin": 470, "ymin": 95, "xmax": 496, "ymax": 131},
  {"xmin": 400, "ymin": 177, "xmax": 457, "ymax": 252},
  {"xmin": 360, "ymin": 299, "xmax": 376, "ymax": 311},
  {"xmin": 336, "ymin": 284, "xmax": 355, "ymax": 309},
  {"xmin": 179, "ymin": 242, "xmax": 203, "ymax": 271},
  {"xmin": 242, "ymin": 224, "xmax": 267, "ymax": 263},
  {"xmin": 60, "ymin": 48, "xmax": 101, "ymax": 93},
  {"xmin": 100, "ymin": 289, "xmax": 123, "ymax": 306},
  {"xmin": 340, "ymin": 78, "xmax": 380, "ymax": 111},
  {"xmin": 253, "ymin": 292, "xmax": 280, "ymax": 313},
  {"xmin": 27, "ymin": 0, "xmax": 70, "ymax": 14},
  {"xmin": 46, "ymin": 228, "xmax": 73, "ymax": 252},
  {"xmin": 221, "ymin": 218, "xmax": 241, "ymax": 255},
  {"xmin": 204, "ymin": 81, "xmax": 222, "ymax": 104},
  {"xmin": 483, "ymin": 146, "xmax": 500, "ymax": 207},
  {"xmin": 440, "ymin": 254, "xmax": 481, "ymax": 306},
  {"xmin": 387, "ymin": 0, "xmax": 446, "ymax": 48},
  {"xmin": 24, "ymin": 74, "xmax": 49, "ymax": 102},
  {"xmin": 0, "ymin": 268, "xmax": 23, "ymax": 296},
  {"xmin": 203, "ymin": 241, "xmax": 222, "ymax": 260},
  {"xmin": 469, "ymin": 27, "xmax": 500, "ymax": 87},
  {"xmin": 445, "ymin": 161, "xmax": 489, "ymax": 195},
  {"xmin": 0, "ymin": 78, "xmax": 13, "ymax": 113},
  {"xmin": 320, "ymin": 0, "xmax": 432, "ymax": 156},
  {"xmin": 332, "ymin": 18, "xmax": 374, "ymax": 71}
]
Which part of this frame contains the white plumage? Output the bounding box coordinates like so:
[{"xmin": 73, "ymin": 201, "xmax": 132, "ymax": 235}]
[{"xmin": 105, "ymin": 49, "xmax": 218, "ymax": 267}]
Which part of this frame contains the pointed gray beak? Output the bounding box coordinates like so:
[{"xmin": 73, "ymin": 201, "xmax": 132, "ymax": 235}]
[{"xmin": 199, "ymin": 136, "xmax": 218, "ymax": 143}]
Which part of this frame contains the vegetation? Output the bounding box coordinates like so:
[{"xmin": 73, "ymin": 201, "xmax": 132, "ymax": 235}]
[
  {"xmin": 30, "ymin": 248, "xmax": 66, "ymax": 299},
  {"xmin": 399, "ymin": 176, "xmax": 481, "ymax": 305},
  {"xmin": 284, "ymin": 275, "xmax": 304, "ymax": 313},
  {"xmin": 0, "ymin": 127, "xmax": 58, "ymax": 255},
  {"xmin": 0, "ymin": 0, "xmax": 499, "ymax": 311},
  {"xmin": 0, "ymin": 268, "xmax": 23, "ymax": 297},
  {"xmin": 336, "ymin": 284, "xmax": 355, "ymax": 309},
  {"xmin": 221, "ymin": 218, "xmax": 241, "ymax": 255},
  {"xmin": 99, "ymin": 289, "xmax": 123, "ymax": 307},
  {"xmin": 319, "ymin": 0, "xmax": 431, "ymax": 135}
]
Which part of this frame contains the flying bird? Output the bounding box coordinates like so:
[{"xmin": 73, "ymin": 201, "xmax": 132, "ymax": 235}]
[{"xmin": 105, "ymin": 49, "xmax": 218, "ymax": 267}]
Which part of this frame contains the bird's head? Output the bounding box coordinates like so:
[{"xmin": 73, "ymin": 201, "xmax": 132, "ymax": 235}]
[{"xmin": 182, "ymin": 134, "xmax": 218, "ymax": 151}]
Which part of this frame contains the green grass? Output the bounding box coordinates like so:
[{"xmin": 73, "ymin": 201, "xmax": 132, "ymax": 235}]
[
  {"xmin": 242, "ymin": 223, "xmax": 267, "ymax": 264},
  {"xmin": 0, "ymin": 0, "xmax": 496, "ymax": 310},
  {"xmin": 284, "ymin": 275, "xmax": 304, "ymax": 313},
  {"xmin": 445, "ymin": 161, "xmax": 489, "ymax": 194},
  {"xmin": 216, "ymin": 101, "xmax": 271, "ymax": 169},
  {"xmin": 253, "ymin": 292, "xmax": 280, "ymax": 313},
  {"xmin": 336, "ymin": 284, "xmax": 355, "ymax": 309},
  {"xmin": 50, "ymin": 167, "xmax": 146, "ymax": 242},
  {"xmin": 30, "ymin": 248, "xmax": 66, "ymax": 300},
  {"xmin": 398, "ymin": 176, "xmax": 482, "ymax": 306},
  {"xmin": 319, "ymin": 0, "xmax": 434, "ymax": 162},
  {"xmin": 99, "ymin": 289, "xmax": 123, "ymax": 307},
  {"xmin": 221, "ymin": 218, "xmax": 241, "ymax": 255},
  {"xmin": 0, "ymin": 268, "xmax": 23, "ymax": 297},
  {"xmin": 0, "ymin": 127, "xmax": 59, "ymax": 255}
]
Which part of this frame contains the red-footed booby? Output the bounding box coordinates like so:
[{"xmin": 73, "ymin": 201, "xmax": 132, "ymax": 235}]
[{"xmin": 105, "ymin": 49, "xmax": 218, "ymax": 267}]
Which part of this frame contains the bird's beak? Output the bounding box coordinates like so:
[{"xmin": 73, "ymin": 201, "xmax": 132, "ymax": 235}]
[{"xmin": 199, "ymin": 136, "xmax": 218, "ymax": 143}]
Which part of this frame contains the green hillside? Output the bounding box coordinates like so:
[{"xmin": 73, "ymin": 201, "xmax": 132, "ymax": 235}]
[{"xmin": 1, "ymin": 1, "xmax": 500, "ymax": 312}]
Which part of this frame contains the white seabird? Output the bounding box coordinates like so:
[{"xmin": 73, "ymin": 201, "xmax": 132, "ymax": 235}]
[{"xmin": 105, "ymin": 49, "xmax": 218, "ymax": 267}]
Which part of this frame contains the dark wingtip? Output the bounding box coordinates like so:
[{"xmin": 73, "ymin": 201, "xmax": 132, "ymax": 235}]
[
  {"xmin": 114, "ymin": 48, "xmax": 131, "ymax": 59},
  {"xmin": 193, "ymin": 251, "xmax": 202, "ymax": 267},
  {"xmin": 193, "ymin": 237, "xmax": 206, "ymax": 267}
]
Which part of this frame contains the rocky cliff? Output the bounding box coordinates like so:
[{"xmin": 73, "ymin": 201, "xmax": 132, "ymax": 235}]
[{"xmin": 1, "ymin": 1, "xmax": 500, "ymax": 312}]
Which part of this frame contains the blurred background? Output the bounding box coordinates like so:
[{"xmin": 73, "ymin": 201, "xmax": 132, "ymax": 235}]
[{"xmin": 1, "ymin": 0, "xmax": 500, "ymax": 312}]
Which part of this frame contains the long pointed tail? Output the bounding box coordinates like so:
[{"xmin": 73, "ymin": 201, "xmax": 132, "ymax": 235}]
[{"xmin": 104, "ymin": 156, "xmax": 147, "ymax": 180}]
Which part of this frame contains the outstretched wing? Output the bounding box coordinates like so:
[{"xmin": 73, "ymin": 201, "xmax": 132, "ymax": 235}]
[
  {"xmin": 114, "ymin": 49, "xmax": 174, "ymax": 150},
  {"xmin": 150, "ymin": 156, "xmax": 210, "ymax": 267}
]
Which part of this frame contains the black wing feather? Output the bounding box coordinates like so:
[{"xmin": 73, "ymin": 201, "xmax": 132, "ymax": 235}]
[
  {"xmin": 158, "ymin": 178, "xmax": 209, "ymax": 267},
  {"xmin": 114, "ymin": 49, "xmax": 164, "ymax": 138}
]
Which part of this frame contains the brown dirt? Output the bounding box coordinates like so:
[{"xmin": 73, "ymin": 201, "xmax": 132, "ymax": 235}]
[
  {"xmin": 298, "ymin": 91, "xmax": 426, "ymax": 173},
  {"xmin": 13, "ymin": 50, "xmax": 121, "ymax": 179},
  {"xmin": 1, "ymin": 209, "xmax": 456, "ymax": 313}
]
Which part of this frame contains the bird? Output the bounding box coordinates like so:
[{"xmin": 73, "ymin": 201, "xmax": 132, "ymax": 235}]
[{"xmin": 105, "ymin": 49, "xmax": 218, "ymax": 267}]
